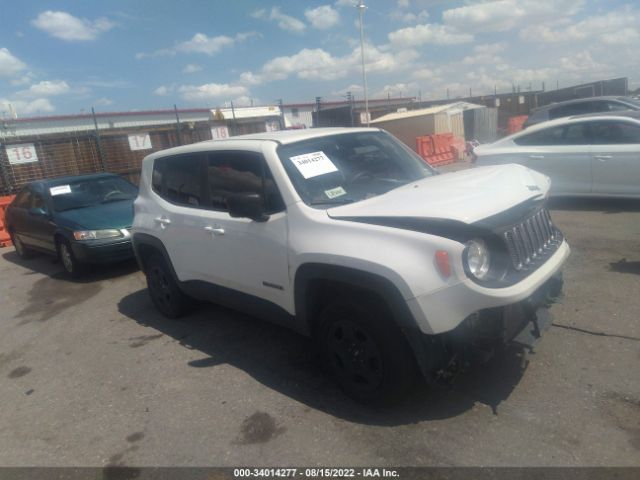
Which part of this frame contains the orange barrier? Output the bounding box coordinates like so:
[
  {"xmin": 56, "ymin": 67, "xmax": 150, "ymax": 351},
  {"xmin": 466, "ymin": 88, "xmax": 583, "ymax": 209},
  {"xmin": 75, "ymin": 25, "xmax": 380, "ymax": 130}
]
[
  {"xmin": 508, "ymin": 115, "xmax": 528, "ymax": 134},
  {"xmin": 416, "ymin": 133, "xmax": 456, "ymax": 166},
  {"xmin": 0, "ymin": 195, "xmax": 16, "ymax": 248}
]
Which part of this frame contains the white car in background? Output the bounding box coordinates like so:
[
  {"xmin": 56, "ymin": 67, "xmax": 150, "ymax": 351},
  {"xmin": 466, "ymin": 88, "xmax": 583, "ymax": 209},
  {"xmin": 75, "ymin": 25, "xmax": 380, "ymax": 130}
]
[{"xmin": 474, "ymin": 112, "xmax": 640, "ymax": 197}]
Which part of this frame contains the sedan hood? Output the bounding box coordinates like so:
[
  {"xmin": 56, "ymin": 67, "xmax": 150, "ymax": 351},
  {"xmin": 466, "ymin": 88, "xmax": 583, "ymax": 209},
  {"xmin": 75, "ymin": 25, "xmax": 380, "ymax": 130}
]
[
  {"xmin": 327, "ymin": 164, "xmax": 550, "ymax": 225},
  {"xmin": 54, "ymin": 200, "xmax": 134, "ymax": 231}
]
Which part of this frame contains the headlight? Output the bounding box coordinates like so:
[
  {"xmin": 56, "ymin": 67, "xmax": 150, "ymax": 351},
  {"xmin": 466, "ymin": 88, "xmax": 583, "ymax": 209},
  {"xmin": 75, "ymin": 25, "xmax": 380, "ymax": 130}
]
[
  {"xmin": 466, "ymin": 239, "xmax": 490, "ymax": 280},
  {"xmin": 73, "ymin": 229, "xmax": 123, "ymax": 241}
]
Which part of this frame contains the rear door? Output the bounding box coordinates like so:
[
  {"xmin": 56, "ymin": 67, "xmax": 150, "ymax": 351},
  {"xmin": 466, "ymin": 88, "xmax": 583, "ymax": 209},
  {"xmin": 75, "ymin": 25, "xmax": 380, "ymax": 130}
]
[
  {"xmin": 510, "ymin": 122, "xmax": 592, "ymax": 195},
  {"xmin": 589, "ymin": 120, "xmax": 640, "ymax": 196},
  {"xmin": 148, "ymin": 152, "xmax": 209, "ymax": 281},
  {"xmin": 9, "ymin": 188, "xmax": 34, "ymax": 246},
  {"xmin": 27, "ymin": 187, "xmax": 57, "ymax": 253}
]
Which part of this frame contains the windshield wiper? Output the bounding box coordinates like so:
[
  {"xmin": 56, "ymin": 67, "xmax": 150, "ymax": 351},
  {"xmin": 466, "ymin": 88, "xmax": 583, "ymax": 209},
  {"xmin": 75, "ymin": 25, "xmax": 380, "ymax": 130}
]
[
  {"xmin": 101, "ymin": 197, "xmax": 133, "ymax": 204},
  {"xmin": 57, "ymin": 204, "xmax": 94, "ymax": 212}
]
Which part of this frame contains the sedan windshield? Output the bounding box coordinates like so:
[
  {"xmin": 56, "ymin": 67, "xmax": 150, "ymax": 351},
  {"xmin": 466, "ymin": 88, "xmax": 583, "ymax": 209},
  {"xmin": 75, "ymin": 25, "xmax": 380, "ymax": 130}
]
[
  {"xmin": 50, "ymin": 176, "xmax": 138, "ymax": 212},
  {"xmin": 277, "ymin": 131, "xmax": 435, "ymax": 207}
]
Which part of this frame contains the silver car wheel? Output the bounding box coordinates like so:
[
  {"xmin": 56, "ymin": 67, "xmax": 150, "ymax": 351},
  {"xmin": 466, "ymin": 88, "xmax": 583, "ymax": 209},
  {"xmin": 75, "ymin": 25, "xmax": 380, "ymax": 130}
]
[{"xmin": 60, "ymin": 243, "xmax": 74, "ymax": 273}]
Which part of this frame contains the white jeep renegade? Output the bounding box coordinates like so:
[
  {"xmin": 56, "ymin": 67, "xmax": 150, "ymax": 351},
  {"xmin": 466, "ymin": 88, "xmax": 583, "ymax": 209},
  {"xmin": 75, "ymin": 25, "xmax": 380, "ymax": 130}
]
[{"xmin": 132, "ymin": 128, "xmax": 569, "ymax": 404}]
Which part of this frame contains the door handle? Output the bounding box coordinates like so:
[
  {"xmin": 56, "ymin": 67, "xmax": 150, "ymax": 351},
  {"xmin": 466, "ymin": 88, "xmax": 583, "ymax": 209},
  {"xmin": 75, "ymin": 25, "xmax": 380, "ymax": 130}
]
[
  {"xmin": 154, "ymin": 216, "xmax": 171, "ymax": 227},
  {"xmin": 594, "ymin": 155, "xmax": 612, "ymax": 161},
  {"xmin": 528, "ymin": 155, "xmax": 545, "ymax": 159},
  {"xmin": 204, "ymin": 226, "xmax": 225, "ymax": 236}
]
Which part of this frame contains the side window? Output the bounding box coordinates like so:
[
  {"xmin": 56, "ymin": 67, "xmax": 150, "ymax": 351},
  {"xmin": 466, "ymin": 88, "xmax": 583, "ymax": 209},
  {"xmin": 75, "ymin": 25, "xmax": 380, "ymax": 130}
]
[
  {"xmin": 207, "ymin": 152, "xmax": 284, "ymax": 214},
  {"xmin": 162, "ymin": 154, "xmax": 204, "ymax": 207},
  {"xmin": 606, "ymin": 101, "xmax": 630, "ymax": 112},
  {"xmin": 590, "ymin": 121, "xmax": 640, "ymax": 145},
  {"xmin": 31, "ymin": 193, "xmax": 46, "ymax": 210},
  {"xmin": 14, "ymin": 189, "xmax": 32, "ymax": 208},
  {"xmin": 563, "ymin": 124, "xmax": 589, "ymax": 145},
  {"xmin": 549, "ymin": 102, "xmax": 592, "ymax": 119},
  {"xmin": 152, "ymin": 159, "xmax": 163, "ymax": 194},
  {"xmin": 514, "ymin": 126, "xmax": 566, "ymax": 146}
]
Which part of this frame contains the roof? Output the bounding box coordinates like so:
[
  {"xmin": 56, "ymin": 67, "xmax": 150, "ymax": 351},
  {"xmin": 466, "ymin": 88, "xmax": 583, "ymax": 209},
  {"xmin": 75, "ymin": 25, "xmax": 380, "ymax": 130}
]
[
  {"xmin": 570, "ymin": 110, "xmax": 640, "ymax": 120},
  {"xmin": 213, "ymin": 105, "xmax": 281, "ymax": 120},
  {"xmin": 370, "ymin": 102, "xmax": 484, "ymax": 124},
  {"xmin": 531, "ymin": 96, "xmax": 638, "ymax": 113},
  {"xmin": 142, "ymin": 127, "xmax": 381, "ymax": 159}
]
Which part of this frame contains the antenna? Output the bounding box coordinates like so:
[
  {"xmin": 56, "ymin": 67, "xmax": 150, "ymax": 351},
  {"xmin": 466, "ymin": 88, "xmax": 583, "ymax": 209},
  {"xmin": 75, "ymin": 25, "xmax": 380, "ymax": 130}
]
[{"xmin": 357, "ymin": 0, "xmax": 369, "ymax": 126}]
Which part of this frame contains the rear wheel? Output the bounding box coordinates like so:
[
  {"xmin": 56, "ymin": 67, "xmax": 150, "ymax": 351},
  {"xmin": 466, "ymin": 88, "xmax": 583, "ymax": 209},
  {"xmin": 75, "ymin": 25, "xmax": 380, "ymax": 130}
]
[
  {"xmin": 145, "ymin": 253, "xmax": 191, "ymax": 318},
  {"xmin": 10, "ymin": 232, "xmax": 34, "ymax": 259},
  {"xmin": 317, "ymin": 297, "xmax": 418, "ymax": 406}
]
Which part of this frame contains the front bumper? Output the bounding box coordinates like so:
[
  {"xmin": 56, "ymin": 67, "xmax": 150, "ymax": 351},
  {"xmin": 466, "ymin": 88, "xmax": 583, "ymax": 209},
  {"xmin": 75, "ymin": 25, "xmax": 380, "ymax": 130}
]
[
  {"xmin": 71, "ymin": 238, "xmax": 134, "ymax": 264},
  {"xmin": 407, "ymin": 239, "xmax": 570, "ymax": 335}
]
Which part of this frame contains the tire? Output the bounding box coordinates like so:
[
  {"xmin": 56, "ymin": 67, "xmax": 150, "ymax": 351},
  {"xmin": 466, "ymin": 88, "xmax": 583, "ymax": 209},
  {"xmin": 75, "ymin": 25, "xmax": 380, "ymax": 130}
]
[
  {"xmin": 317, "ymin": 296, "xmax": 419, "ymax": 406},
  {"xmin": 145, "ymin": 253, "xmax": 191, "ymax": 319},
  {"xmin": 10, "ymin": 232, "xmax": 34, "ymax": 260},
  {"xmin": 57, "ymin": 238, "xmax": 83, "ymax": 277}
]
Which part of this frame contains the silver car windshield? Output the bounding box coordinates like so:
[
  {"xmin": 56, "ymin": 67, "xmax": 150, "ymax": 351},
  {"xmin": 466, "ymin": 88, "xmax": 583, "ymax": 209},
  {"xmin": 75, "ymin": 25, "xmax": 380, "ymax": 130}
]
[{"xmin": 277, "ymin": 131, "xmax": 435, "ymax": 207}]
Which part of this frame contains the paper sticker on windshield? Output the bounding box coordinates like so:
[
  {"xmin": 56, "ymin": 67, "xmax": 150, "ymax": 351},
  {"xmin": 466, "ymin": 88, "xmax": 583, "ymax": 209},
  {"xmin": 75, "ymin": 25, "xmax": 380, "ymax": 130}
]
[
  {"xmin": 325, "ymin": 186, "xmax": 346, "ymax": 199},
  {"xmin": 289, "ymin": 151, "xmax": 338, "ymax": 179},
  {"xmin": 50, "ymin": 185, "xmax": 72, "ymax": 196}
]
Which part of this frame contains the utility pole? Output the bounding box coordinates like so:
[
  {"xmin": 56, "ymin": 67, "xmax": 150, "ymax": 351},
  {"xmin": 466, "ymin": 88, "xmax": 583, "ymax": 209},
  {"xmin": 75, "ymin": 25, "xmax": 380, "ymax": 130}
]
[{"xmin": 357, "ymin": 0, "xmax": 369, "ymax": 126}]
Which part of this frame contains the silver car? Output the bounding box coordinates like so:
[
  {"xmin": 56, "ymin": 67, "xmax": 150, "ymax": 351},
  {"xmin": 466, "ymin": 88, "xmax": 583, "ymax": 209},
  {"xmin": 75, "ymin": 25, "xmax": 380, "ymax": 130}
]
[{"xmin": 473, "ymin": 112, "xmax": 640, "ymax": 197}]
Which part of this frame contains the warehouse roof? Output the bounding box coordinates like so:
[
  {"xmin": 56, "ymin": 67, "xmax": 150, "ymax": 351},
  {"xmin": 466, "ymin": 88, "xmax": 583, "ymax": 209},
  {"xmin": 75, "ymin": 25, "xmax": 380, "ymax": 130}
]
[{"xmin": 370, "ymin": 101, "xmax": 484, "ymax": 124}]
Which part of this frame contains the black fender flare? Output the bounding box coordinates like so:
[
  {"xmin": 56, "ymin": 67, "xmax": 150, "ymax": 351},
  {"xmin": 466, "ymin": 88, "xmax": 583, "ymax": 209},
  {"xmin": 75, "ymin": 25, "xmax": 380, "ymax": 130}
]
[
  {"xmin": 131, "ymin": 233, "xmax": 180, "ymax": 282},
  {"xmin": 294, "ymin": 263, "xmax": 437, "ymax": 379}
]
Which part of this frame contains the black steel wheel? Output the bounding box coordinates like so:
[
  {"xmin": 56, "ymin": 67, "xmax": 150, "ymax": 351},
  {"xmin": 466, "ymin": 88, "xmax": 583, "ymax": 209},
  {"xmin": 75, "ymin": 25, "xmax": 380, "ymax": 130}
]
[
  {"xmin": 145, "ymin": 253, "xmax": 191, "ymax": 319},
  {"xmin": 318, "ymin": 297, "xmax": 418, "ymax": 406}
]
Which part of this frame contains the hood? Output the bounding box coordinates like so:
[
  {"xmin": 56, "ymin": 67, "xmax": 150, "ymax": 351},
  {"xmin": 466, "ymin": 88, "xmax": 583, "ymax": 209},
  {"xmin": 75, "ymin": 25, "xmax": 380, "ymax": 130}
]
[
  {"xmin": 327, "ymin": 164, "xmax": 550, "ymax": 225},
  {"xmin": 53, "ymin": 200, "xmax": 134, "ymax": 231}
]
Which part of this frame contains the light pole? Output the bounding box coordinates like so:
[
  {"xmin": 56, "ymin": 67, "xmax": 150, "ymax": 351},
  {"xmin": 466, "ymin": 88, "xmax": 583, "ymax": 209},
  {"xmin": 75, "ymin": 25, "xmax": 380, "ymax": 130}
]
[{"xmin": 357, "ymin": 0, "xmax": 369, "ymax": 126}]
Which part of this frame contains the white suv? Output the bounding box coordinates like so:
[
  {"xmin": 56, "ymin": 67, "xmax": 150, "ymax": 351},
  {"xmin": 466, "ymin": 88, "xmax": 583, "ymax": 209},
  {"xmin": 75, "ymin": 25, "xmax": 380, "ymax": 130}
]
[{"xmin": 132, "ymin": 128, "xmax": 569, "ymax": 404}]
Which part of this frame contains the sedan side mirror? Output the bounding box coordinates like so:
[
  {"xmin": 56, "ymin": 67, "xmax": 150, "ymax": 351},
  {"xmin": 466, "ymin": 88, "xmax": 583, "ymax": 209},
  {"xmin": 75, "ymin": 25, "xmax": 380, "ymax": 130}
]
[
  {"xmin": 227, "ymin": 193, "xmax": 269, "ymax": 222},
  {"xmin": 28, "ymin": 207, "xmax": 47, "ymax": 217}
]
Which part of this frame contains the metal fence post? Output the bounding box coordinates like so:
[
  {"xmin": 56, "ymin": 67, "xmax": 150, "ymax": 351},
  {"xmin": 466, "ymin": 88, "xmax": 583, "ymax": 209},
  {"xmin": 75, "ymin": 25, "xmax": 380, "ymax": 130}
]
[
  {"xmin": 174, "ymin": 104, "xmax": 182, "ymax": 146},
  {"xmin": 91, "ymin": 107, "xmax": 107, "ymax": 172}
]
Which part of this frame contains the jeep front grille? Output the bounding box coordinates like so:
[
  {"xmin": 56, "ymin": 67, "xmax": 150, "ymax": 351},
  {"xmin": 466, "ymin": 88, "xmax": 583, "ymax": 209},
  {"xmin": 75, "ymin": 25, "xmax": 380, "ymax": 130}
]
[{"xmin": 503, "ymin": 209, "xmax": 562, "ymax": 271}]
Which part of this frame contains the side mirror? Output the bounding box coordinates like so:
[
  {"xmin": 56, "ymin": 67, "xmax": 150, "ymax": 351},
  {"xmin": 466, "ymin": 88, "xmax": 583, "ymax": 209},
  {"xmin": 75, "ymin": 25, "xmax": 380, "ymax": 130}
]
[
  {"xmin": 28, "ymin": 207, "xmax": 47, "ymax": 217},
  {"xmin": 227, "ymin": 193, "xmax": 269, "ymax": 222}
]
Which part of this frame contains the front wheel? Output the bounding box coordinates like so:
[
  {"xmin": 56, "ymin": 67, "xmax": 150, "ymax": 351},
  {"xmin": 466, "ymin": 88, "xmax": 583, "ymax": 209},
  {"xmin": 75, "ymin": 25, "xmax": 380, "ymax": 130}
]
[
  {"xmin": 317, "ymin": 297, "xmax": 419, "ymax": 406},
  {"xmin": 145, "ymin": 253, "xmax": 191, "ymax": 319},
  {"xmin": 57, "ymin": 239, "xmax": 82, "ymax": 277}
]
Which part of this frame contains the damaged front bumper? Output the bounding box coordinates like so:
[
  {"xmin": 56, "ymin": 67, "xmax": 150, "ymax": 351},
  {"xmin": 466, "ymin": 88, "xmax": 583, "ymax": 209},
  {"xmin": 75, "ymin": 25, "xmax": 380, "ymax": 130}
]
[{"xmin": 416, "ymin": 272, "xmax": 564, "ymax": 380}]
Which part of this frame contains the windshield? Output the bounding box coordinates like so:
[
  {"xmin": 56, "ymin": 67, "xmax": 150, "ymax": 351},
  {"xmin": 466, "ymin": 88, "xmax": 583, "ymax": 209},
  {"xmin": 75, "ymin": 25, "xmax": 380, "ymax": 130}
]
[
  {"xmin": 50, "ymin": 176, "xmax": 138, "ymax": 212},
  {"xmin": 277, "ymin": 131, "xmax": 435, "ymax": 207},
  {"xmin": 622, "ymin": 97, "xmax": 640, "ymax": 108}
]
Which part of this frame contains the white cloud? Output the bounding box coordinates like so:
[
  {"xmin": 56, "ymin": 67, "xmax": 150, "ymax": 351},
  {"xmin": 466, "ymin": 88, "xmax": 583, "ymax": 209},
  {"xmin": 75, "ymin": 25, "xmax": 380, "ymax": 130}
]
[
  {"xmin": 443, "ymin": 0, "xmax": 584, "ymax": 33},
  {"xmin": 375, "ymin": 82, "xmax": 418, "ymax": 97},
  {"xmin": 19, "ymin": 80, "xmax": 71, "ymax": 98},
  {"xmin": 178, "ymin": 83, "xmax": 248, "ymax": 102},
  {"xmin": 1, "ymin": 97, "xmax": 55, "ymax": 116},
  {"xmin": 332, "ymin": 84, "xmax": 364, "ymax": 96},
  {"xmin": 411, "ymin": 68, "xmax": 436, "ymax": 80},
  {"xmin": 391, "ymin": 10, "xmax": 429, "ymax": 23},
  {"xmin": 0, "ymin": 48, "xmax": 27, "ymax": 78},
  {"xmin": 183, "ymin": 64, "xmax": 203, "ymax": 73},
  {"xmin": 388, "ymin": 23, "xmax": 473, "ymax": 46},
  {"xmin": 520, "ymin": 8, "xmax": 639, "ymax": 45},
  {"xmin": 252, "ymin": 7, "xmax": 306, "ymax": 33},
  {"xmin": 94, "ymin": 97, "xmax": 113, "ymax": 107},
  {"xmin": 305, "ymin": 5, "xmax": 340, "ymax": 29},
  {"xmin": 255, "ymin": 45, "xmax": 419, "ymax": 84},
  {"xmin": 397, "ymin": 0, "xmax": 410, "ymax": 8},
  {"xmin": 32, "ymin": 11, "xmax": 114, "ymax": 41},
  {"xmin": 153, "ymin": 86, "xmax": 173, "ymax": 96},
  {"xmin": 137, "ymin": 32, "xmax": 256, "ymax": 58},
  {"xmin": 334, "ymin": 0, "xmax": 356, "ymax": 7}
]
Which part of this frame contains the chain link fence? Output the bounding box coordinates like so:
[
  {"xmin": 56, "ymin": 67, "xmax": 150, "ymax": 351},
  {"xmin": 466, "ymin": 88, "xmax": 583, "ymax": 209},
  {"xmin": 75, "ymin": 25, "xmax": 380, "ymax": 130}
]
[{"xmin": 0, "ymin": 116, "xmax": 222, "ymax": 195}]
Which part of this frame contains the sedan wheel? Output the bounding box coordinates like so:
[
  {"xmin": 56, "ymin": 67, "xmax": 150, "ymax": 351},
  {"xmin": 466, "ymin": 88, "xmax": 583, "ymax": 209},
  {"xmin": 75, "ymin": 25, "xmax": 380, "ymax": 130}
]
[
  {"xmin": 11, "ymin": 233, "xmax": 33, "ymax": 260},
  {"xmin": 57, "ymin": 240, "xmax": 81, "ymax": 276}
]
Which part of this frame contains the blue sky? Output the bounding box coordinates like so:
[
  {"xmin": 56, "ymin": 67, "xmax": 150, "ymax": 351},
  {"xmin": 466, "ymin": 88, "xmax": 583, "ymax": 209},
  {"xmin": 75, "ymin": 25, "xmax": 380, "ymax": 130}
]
[{"xmin": 0, "ymin": 0, "xmax": 638, "ymax": 117}]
